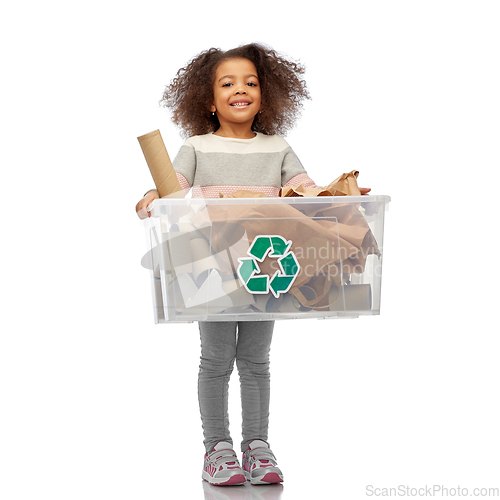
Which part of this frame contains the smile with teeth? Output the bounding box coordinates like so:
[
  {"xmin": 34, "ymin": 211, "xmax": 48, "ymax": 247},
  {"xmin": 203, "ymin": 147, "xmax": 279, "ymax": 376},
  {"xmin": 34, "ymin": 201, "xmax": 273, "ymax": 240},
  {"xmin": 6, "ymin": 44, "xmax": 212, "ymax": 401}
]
[{"xmin": 231, "ymin": 102, "xmax": 251, "ymax": 107}]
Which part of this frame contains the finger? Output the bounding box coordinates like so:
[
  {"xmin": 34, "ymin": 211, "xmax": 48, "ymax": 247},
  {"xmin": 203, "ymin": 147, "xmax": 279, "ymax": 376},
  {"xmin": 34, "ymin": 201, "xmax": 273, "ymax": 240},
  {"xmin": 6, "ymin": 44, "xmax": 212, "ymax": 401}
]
[{"xmin": 137, "ymin": 207, "xmax": 149, "ymax": 219}]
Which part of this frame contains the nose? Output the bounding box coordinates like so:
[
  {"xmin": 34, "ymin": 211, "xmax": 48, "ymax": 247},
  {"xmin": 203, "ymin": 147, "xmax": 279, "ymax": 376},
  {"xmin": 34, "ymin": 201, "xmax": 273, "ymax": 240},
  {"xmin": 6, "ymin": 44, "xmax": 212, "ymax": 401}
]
[{"xmin": 234, "ymin": 84, "xmax": 246, "ymax": 95}]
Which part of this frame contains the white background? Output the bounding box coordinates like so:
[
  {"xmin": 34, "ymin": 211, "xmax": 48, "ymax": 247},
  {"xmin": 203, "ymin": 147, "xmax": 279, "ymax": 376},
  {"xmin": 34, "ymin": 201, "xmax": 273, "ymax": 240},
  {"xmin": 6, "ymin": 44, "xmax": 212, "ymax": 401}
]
[{"xmin": 1, "ymin": 1, "xmax": 499, "ymax": 499}]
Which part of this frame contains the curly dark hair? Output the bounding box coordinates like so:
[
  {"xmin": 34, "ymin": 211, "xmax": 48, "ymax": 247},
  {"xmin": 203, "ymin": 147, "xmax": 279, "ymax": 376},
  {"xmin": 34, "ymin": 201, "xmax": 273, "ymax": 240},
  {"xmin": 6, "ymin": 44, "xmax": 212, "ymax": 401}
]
[{"xmin": 160, "ymin": 43, "xmax": 310, "ymax": 138}]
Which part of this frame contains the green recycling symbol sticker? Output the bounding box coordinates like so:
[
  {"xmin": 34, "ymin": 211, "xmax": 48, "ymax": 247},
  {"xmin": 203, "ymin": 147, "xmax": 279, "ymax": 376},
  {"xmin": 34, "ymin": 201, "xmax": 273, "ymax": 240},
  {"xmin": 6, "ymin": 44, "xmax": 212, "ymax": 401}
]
[{"xmin": 237, "ymin": 235, "xmax": 300, "ymax": 298}]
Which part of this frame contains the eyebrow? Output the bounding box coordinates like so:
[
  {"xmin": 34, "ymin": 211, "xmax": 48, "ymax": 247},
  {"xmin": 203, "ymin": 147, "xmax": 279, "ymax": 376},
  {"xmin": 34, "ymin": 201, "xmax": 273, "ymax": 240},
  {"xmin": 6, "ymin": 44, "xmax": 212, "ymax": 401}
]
[{"xmin": 218, "ymin": 74, "xmax": 259, "ymax": 82}]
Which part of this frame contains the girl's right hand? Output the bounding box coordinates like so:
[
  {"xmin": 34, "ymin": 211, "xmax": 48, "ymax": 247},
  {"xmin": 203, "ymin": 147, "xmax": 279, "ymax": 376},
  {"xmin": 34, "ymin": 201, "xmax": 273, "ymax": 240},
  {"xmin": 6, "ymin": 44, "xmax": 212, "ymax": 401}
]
[{"xmin": 135, "ymin": 189, "xmax": 159, "ymax": 219}]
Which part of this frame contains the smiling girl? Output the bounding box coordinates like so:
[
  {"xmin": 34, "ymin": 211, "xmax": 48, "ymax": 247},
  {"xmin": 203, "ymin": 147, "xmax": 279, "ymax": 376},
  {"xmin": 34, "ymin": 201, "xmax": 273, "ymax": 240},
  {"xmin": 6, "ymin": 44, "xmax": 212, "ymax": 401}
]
[{"xmin": 136, "ymin": 43, "xmax": 338, "ymax": 487}]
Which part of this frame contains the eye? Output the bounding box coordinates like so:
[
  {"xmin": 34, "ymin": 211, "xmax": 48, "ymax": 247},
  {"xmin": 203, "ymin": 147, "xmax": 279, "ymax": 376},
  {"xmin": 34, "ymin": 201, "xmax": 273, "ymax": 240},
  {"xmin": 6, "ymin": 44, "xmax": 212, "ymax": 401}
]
[
  {"xmin": 247, "ymin": 82, "xmax": 258, "ymax": 87},
  {"xmin": 222, "ymin": 82, "xmax": 232, "ymax": 87}
]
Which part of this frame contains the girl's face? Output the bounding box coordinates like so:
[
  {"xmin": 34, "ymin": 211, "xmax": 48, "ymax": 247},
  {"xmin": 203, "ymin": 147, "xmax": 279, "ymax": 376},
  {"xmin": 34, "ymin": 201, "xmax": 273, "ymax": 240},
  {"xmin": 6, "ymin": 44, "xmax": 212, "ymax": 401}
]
[{"xmin": 210, "ymin": 58, "xmax": 261, "ymax": 132}]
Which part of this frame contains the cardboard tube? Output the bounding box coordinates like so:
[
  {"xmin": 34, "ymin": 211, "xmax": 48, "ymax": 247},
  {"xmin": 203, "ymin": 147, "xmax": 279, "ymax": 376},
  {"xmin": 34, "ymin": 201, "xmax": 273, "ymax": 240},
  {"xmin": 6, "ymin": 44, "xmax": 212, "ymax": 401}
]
[
  {"xmin": 251, "ymin": 294, "xmax": 283, "ymax": 313},
  {"xmin": 265, "ymin": 296, "xmax": 282, "ymax": 313},
  {"xmin": 253, "ymin": 294, "xmax": 271, "ymax": 312},
  {"xmin": 137, "ymin": 129, "xmax": 183, "ymax": 198},
  {"xmin": 279, "ymin": 294, "xmax": 302, "ymax": 313},
  {"xmin": 190, "ymin": 237, "xmax": 220, "ymax": 286}
]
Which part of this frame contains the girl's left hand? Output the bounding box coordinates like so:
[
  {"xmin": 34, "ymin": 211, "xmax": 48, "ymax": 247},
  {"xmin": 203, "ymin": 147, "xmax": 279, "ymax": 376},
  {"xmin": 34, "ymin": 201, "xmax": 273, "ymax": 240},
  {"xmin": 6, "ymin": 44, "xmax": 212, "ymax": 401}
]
[{"xmin": 360, "ymin": 188, "xmax": 371, "ymax": 195}]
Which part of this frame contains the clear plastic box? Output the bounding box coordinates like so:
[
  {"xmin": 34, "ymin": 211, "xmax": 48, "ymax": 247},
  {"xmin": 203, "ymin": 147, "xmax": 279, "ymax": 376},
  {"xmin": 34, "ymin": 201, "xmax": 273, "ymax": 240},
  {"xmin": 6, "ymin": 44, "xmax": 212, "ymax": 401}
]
[{"xmin": 142, "ymin": 195, "xmax": 390, "ymax": 322}]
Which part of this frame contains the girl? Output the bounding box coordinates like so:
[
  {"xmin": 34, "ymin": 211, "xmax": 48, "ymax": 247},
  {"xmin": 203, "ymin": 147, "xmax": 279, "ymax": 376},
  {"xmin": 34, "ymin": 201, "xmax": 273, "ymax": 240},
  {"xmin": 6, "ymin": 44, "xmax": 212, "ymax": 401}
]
[{"xmin": 136, "ymin": 43, "xmax": 367, "ymax": 486}]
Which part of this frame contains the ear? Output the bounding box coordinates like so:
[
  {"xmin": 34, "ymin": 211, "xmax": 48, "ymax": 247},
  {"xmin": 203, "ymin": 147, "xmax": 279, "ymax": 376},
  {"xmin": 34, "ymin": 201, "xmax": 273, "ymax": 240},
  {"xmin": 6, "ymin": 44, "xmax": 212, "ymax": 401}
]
[{"xmin": 210, "ymin": 104, "xmax": 216, "ymax": 113}]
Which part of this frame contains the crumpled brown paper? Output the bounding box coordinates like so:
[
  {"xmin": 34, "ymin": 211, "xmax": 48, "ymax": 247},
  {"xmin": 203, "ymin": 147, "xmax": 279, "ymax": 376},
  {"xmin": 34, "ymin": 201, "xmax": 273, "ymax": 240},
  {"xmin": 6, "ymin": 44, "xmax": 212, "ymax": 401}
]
[
  {"xmin": 189, "ymin": 171, "xmax": 379, "ymax": 311},
  {"xmin": 280, "ymin": 185, "xmax": 333, "ymax": 198},
  {"xmin": 279, "ymin": 170, "xmax": 361, "ymax": 198},
  {"xmin": 324, "ymin": 170, "xmax": 362, "ymax": 196}
]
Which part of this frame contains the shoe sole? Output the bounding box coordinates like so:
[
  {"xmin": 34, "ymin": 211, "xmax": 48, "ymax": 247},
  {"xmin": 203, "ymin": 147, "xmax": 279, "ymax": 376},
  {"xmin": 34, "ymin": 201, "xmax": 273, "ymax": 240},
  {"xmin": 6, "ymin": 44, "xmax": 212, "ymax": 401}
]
[
  {"xmin": 245, "ymin": 470, "xmax": 284, "ymax": 485},
  {"xmin": 202, "ymin": 473, "xmax": 247, "ymax": 486}
]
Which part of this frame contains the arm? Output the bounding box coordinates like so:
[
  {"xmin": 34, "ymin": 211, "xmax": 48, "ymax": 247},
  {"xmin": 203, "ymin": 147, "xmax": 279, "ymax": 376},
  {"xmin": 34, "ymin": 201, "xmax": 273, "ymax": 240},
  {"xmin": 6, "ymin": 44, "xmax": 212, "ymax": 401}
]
[{"xmin": 282, "ymin": 172, "xmax": 323, "ymax": 190}]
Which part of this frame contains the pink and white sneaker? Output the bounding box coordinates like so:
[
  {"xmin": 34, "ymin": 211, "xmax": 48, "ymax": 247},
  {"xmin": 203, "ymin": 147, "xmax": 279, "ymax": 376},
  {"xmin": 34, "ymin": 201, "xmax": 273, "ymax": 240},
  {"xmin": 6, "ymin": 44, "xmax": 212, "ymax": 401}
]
[
  {"xmin": 242, "ymin": 439, "xmax": 284, "ymax": 485},
  {"xmin": 202, "ymin": 441, "xmax": 247, "ymax": 486}
]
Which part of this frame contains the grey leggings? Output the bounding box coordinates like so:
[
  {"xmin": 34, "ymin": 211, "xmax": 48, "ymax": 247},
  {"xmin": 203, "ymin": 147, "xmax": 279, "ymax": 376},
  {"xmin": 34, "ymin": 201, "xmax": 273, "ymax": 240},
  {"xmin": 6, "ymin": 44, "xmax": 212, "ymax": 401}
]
[{"xmin": 198, "ymin": 321, "xmax": 274, "ymax": 453}]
